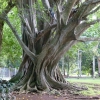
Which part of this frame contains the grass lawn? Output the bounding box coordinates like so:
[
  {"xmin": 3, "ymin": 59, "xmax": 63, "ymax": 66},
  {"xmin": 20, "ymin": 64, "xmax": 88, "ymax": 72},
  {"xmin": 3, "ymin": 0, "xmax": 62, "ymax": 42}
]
[
  {"xmin": 66, "ymin": 78, "xmax": 100, "ymax": 96},
  {"xmin": 66, "ymin": 77, "xmax": 100, "ymax": 84}
]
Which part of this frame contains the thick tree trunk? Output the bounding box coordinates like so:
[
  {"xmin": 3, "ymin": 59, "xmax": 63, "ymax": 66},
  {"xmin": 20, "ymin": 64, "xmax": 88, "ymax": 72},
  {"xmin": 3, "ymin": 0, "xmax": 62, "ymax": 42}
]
[
  {"xmin": 14, "ymin": 51, "xmax": 87, "ymax": 93},
  {"xmin": 9, "ymin": 0, "xmax": 66, "ymax": 91},
  {"xmin": 10, "ymin": 46, "xmax": 68, "ymax": 91},
  {"xmin": 8, "ymin": 0, "xmax": 100, "ymax": 92},
  {"xmin": 10, "ymin": 38, "xmax": 85, "ymax": 92}
]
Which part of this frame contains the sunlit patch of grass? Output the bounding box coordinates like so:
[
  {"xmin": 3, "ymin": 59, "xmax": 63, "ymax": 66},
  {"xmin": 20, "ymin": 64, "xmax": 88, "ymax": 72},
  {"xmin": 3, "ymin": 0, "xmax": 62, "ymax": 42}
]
[
  {"xmin": 66, "ymin": 78, "xmax": 100, "ymax": 96},
  {"xmin": 66, "ymin": 78, "xmax": 100, "ymax": 84},
  {"xmin": 79, "ymin": 84, "xmax": 100, "ymax": 96}
]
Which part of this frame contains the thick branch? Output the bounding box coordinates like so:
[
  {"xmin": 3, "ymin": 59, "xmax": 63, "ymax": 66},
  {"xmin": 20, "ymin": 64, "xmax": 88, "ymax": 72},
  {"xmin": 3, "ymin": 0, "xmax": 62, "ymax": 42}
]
[
  {"xmin": 41, "ymin": 0, "xmax": 50, "ymax": 9},
  {"xmin": 19, "ymin": 15, "xmax": 33, "ymax": 35},
  {"xmin": 89, "ymin": 18, "xmax": 100, "ymax": 24},
  {"xmin": 78, "ymin": 37, "xmax": 100, "ymax": 42},
  {"xmin": 77, "ymin": 0, "xmax": 100, "ymax": 21},
  {"xmin": 75, "ymin": 22, "xmax": 91, "ymax": 39},
  {"xmin": 83, "ymin": 0, "xmax": 100, "ymax": 5},
  {"xmin": 84, "ymin": 5, "xmax": 100, "ymax": 17},
  {"xmin": 29, "ymin": 0, "xmax": 38, "ymax": 34},
  {"xmin": 75, "ymin": 18, "xmax": 100, "ymax": 39},
  {"xmin": 17, "ymin": 0, "xmax": 37, "ymax": 35},
  {"xmin": 91, "ymin": 0, "xmax": 100, "ymax": 4},
  {"xmin": 35, "ymin": 23, "xmax": 57, "ymax": 42},
  {"xmin": 48, "ymin": 0, "xmax": 54, "ymax": 8},
  {"xmin": 1, "ymin": 17, "xmax": 36, "ymax": 61},
  {"xmin": 62, "ymin": 0, "xmax": 77, "ymax": 24}
]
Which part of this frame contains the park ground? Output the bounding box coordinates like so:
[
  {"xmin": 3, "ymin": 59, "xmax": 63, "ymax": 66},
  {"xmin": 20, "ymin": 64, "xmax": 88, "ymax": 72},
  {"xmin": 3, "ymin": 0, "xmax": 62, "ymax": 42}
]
[{"xmin": 13, "ymin": 78, "xmax": 100, "ymax": 100}]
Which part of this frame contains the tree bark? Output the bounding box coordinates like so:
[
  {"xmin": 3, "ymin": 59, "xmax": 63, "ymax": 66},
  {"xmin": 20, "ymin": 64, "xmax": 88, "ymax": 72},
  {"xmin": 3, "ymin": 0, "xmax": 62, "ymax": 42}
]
[
  {"xmin": 97, "ymin": 57, "xmax": 100, "ymax": 77},
  {"xmin": 0, "ymin": 21, "xmax": 3, "ymax": 49}
]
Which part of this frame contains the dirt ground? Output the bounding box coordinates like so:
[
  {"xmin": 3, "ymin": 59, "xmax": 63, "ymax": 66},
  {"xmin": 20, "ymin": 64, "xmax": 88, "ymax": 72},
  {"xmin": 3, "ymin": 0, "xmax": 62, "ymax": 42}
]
[
  {"xmin": 13, "ymin": 89, "xmax": 100, "ymax": 100},
  {"xmin": 11, "ymin": 81, "xmax": 100, "ymax": 100}
]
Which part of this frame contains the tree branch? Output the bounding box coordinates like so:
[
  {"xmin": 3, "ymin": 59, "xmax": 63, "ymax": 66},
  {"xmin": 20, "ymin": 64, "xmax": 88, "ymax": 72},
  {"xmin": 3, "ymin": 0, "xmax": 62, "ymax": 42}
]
[
  {"xmin": 89, "ymin": 18, "xmax": 100, "ymax": 24},
  {"xmin": 17, "ymin": 0, "xmax": 37, "ymax": 35},
  {"xmin": 75, "ymin": 18, "xmax": 100, "ymax": 41},
  {"xmin": 75, "ymin": 22, "xmax": 91, "ymax": 39},
  {"xmin": 19, "ymin": 15, "xmax": 33, "ymax": 35},
  {"xmin": 83, "ymin": 0, "xmax": 100, "ymax": 5},
  {"xmin": 84, "ymin": 5, "xmax": 100, "ymax": 17},
  {"xmin": 29, "ymin": 0, "xmax": 38, "ymax": 34},
  {"xmin": 35, "ymin": 23, "xmax": 57, "ymax": 42},
  {"xmin": 41, "ymin": 0, "xmax": 50, "ymax": 9},
  {"xmin": 62, "ymin": 0, "xmax": 77, "ymax": 24},
  {"xmin": 77, "ymin": 0, "xmax": 100, "ymax": 21},
  {"xmin": 78, "ymin": 37, "xmax": 100, "ymax": 42},
  {"xmin": 91, "ymin": 0, "xmax": 100, "ymax": 4}
]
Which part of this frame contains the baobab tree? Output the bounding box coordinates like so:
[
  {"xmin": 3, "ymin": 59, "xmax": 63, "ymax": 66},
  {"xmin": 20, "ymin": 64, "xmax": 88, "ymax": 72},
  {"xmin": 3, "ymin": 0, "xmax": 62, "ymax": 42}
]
[{"xmin": 1, "ymin": 0, "xmax": 100, "ymax": 92}]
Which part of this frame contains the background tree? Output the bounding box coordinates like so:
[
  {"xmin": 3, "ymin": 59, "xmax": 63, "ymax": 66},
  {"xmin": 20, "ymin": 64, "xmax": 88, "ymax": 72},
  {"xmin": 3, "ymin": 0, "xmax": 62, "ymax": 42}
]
[
  {"xmin": 1, "ymin": 0, "xmax": 100, "ymax": 92},
  {"xmin": 0, "ymin": 5, "xmax": 22, "ymax": 68},
  {"xmin": 0, "ymin": 0, "xmax": 14, "ymax": 49}
]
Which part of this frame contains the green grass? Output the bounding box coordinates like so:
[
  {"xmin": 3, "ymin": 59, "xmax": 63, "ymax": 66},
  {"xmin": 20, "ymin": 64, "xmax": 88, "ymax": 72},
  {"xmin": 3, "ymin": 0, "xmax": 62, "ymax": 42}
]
[
  {"xmin": 79, "ymin": 84, "xmax": 100, "ymax": 96},
  {"xmin": 81, "ymin": 87, "xmax": 100, "ymax": 96},
  {"xmin": 66, "ymin": 78, "xmax": 100, "ymax": 96},
  {"xmin": 66, "ymin": 78, "xmax": 100, "ymax": 84}
]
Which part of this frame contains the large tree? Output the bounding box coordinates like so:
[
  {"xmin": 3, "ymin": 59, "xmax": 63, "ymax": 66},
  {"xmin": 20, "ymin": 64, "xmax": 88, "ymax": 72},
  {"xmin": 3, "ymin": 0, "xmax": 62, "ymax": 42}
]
[{"xmin": 1, "ymin": 0, "xmax": 100, "ymax": 92}]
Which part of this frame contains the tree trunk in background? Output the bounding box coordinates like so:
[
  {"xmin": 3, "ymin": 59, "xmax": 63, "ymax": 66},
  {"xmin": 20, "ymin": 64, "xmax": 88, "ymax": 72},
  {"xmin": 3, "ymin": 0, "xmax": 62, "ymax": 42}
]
[
  {"xmin": 97, "ymin": 57, "xmax": 100, "ymax": 77},
  {"xmin": 78, "ymin": 50, "xmax": 82, "ymax": 78},
  {"xmin": 0, "ymin": 21, "xmax": 3, "ymax": 49},
  {"xmin": 92, "ymin": 56, "xmax": 95, "ymax": 78},
  {"xmin": 62, "ymin": 57, "xmax": 65, "ymax": 76},
  {"xmin": 0, "ymin": 1, "xmax": 14, "ymax": 49},
  {"xmin": 67, "ymin": 56, "xmax": 70, "ymax": 77}
]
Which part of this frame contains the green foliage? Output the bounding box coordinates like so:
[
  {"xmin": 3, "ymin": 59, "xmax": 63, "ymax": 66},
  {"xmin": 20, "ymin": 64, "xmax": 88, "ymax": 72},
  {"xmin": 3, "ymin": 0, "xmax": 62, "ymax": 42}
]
[
  {"xmin": 63, "ymin": 40, "xmax": 99, "ymax": 74},
  {"xmin": 64, "ymin": 19, "xmax": 100, "ymax": 73},
  {"xmin": 83, "ymin": 23, "xmax": 100, "ymax": 37},
  {"xmin": 0, "ymin": 7, "xmax": 22, "ymax": 68},
  {"xmin": 0, "ymin": 53, "xmax": 7, "ymax": 67},
  {"xmin": 0, "ymin": 0, "xmax": 8, "ymax": 13}
]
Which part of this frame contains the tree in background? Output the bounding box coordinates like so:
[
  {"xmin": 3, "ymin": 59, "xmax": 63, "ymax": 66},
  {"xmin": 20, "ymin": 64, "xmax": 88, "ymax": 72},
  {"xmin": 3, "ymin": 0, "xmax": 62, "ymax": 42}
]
[
  {"xmin": 0, "ymin": 0, "xmax": 14, "ymax": 49},
  {"xmin": 0, "ymin": 5, "xmax": 22, "ymax": 68},
  {"xmin": 0, "ymin": 0, "xmax": 100, "ymax": 92}
]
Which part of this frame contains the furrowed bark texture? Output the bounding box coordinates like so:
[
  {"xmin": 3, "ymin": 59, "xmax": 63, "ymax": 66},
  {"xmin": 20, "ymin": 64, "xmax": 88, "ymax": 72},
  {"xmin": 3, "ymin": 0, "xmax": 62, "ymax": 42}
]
[{"xmin": 9, "ymin": 0, "xmax": 100, "ymax": 92}]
